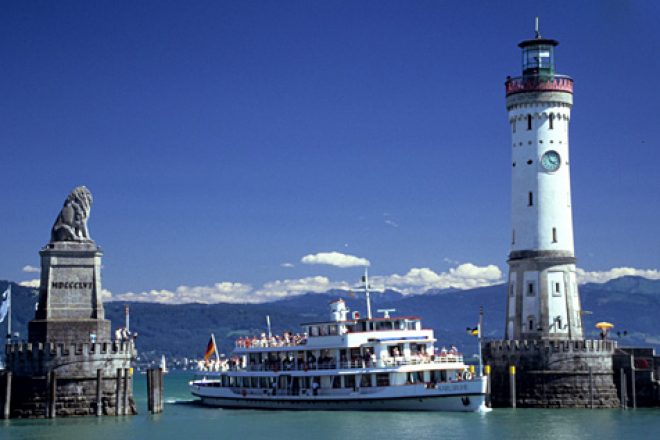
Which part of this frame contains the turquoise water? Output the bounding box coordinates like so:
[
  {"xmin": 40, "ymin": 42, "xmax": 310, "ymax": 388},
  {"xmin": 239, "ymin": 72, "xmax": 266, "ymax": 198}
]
[{"xmin": 1, "ymin": 372, "xmax": 658, "ymax": 440}]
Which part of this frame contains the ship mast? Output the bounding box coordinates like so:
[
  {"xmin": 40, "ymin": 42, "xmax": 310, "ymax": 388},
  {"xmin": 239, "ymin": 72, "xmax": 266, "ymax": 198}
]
[{"xmin": 362, "ymin": 267, "xmax": 372, "ymax": 320}]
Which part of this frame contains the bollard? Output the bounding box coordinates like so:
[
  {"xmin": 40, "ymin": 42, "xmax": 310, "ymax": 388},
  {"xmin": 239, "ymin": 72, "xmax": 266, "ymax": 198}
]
[
  {"xmin": 48, "ymin": 371, "xmax": 57, "ymax": 418},
  {"xmin": 2, "ymin": 371, "xmax": 12, "ymax": 419},
  {"xmin": 147, "ymin": 368, "xmax": 163, "ymax": 414},
  {"xmin": 147, "ymin": 369, "xmax": 153, "ymax": 412},
  {"xmin": 484, "ymin": 365, "xmax": 491, "ymax": 407},
  {"xmin": 96, "ymin": 369, "xmax": 103, "ymax": 416},
  {"xmin": 509, "ymin": 365, "xmax": 516, "ymax": 409},
  {"xmin": 620, "ymin": 368, "xmax": 627, "ymax": 409}
]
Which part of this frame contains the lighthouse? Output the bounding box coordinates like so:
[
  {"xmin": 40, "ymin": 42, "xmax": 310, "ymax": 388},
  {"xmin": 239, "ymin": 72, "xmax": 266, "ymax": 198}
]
[
  {"xmin": 482, "ymin": 21, "xmax": 620, "ymax": 408},
  {"xmin": 504, "ymin": 20, "xmax": 583, "ymax": 341}
]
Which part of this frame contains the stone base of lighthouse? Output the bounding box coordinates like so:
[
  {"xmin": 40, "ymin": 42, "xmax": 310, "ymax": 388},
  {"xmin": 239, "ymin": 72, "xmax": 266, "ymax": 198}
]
[
  {"xmin": 483, "ymin": 339, "xmax": 620, "ymax": 408},
  {"xmin": 506, "ymin": 252, "xmax": 583, "ymax": 341}
]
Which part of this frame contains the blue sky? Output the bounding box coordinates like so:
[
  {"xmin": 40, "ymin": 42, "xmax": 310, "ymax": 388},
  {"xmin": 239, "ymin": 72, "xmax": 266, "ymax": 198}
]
[{"xmin": 3, "ymin": 1, "xmax": 660, "ymax": 303}]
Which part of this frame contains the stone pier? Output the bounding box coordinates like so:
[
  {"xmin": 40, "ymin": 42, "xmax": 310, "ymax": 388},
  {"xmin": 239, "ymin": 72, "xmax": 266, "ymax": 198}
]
[
  {"xmin": 3, "ymin": 186, "xmax": 137, "ymax": 418},
  {"xmin": 483, "ymin": 339, "xmax": 620, "ymax": 408}
]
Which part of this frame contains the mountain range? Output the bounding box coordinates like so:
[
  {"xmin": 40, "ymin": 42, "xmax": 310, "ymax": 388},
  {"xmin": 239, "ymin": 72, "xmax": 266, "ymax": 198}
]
[{"xmin": 1, "ymin": 276, "xmax": 659, "ymax": 365}]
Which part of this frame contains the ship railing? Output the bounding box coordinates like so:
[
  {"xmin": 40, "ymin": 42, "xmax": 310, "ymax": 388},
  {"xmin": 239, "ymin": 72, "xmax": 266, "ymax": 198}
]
[
  {"xmin": 382, "ymin": 354, "xmax": 463, "ymax": 366},
  {"xmin": 235, "ymin": 338, "xmax": 308, "ymax": 349},
  {"xmin": 233, "ymin": 355, "xmax": 462, "ymax": 372}
]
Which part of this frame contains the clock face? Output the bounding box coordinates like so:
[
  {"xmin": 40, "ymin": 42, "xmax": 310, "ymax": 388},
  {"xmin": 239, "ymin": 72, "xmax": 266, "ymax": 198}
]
[{"xmin": 541, "ymin": 150, "xmax": 561, "ymax": 172}]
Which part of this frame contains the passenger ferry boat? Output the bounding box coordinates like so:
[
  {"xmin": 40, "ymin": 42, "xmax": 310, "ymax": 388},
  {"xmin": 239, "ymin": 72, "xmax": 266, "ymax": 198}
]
[{"xmin": 190, "ymin": 272, "xmax": 488, "ymax": 412}]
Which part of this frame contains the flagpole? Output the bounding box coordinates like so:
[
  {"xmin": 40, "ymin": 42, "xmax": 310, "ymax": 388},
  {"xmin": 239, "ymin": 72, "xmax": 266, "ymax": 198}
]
[
  {"xmin": 7, "ymin": 285, "xmax": 12, "ymax": 343},
  {"xmin": 211, "ymin": 333, "xmax": 220, "ymax": 362},
  {"xmin": 478, "ymin": 305, "xmax": 483, "ymax": 377}
]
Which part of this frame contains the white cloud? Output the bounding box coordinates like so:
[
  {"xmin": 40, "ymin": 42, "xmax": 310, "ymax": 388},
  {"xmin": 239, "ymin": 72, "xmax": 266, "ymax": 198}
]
[
  {"xmin": 301, "ymin": 251, "xmax": 370, "ymax": 268},
  {"xmin": 384, "ymin": 219, "xmax": 399, "ymax": 228},
  {"xmin": 22, "ymin": 265, "xmax": 40, "ymax": 273},
  {"xmin": 106, "ymin": 276, "xmax": 353, "ymax": 305},
  {"xmin": 255, "ymin": 276, "xmax": 350, "ymax": 300},
  {"xmin": 109, "ymin": 282, "xmax": 254, "ymax": 304},
  {"xmin": 576, "ymin": 267, "xmax": 660, "ymax": 284},
  {"xmin": 374, "ymin": 263, "xmax": 504, "ymax": 294},
  {"xmin": 280, "ymin": 262, "xmax": 295, "ymax": 268},
  {"xmin": 19, "ymin": 279, "xmax": 40, "ymax": 288}
]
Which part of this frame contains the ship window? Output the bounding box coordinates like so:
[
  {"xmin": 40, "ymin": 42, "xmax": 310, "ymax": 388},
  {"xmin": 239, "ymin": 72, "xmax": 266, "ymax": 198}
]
[
  {"xmin": 376, "ymin": 373, "xmax": 390, "ymax": 387},
  {"xmin": 527, "ymin": 114, "xmax": 532, "ymax": 130},
  {"xmin": 549, "ymin": 114, "xmax": 554, "ymax": 130},
  {"xmin": 332, "ymin": 376, "xmax": 341, "ymax": 389},
  {"xmin": 552, "ymin": 227, "xmax": 557, "ymax": 243},
  {"xmin": 344, "ymin": 375, "xmax": 356, "ymax": 389},
  {"xmin": 361, "ymin": 374, "xmax": 372, "ymax": 387},
  {"xmin": 528, "ymin": 192, "xmax": 534, "ymax": 206},
  {"xmin": 528, "ymin": 316, "xmax": 535, "ymax": 331},
  {"xmin": 328, "ymin": 325, "xmax": 338, "ymax": 335}
]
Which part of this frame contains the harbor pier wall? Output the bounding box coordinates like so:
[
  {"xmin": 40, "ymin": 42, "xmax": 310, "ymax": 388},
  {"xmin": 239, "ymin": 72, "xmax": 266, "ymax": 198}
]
[
  {"xmin": 483, "ymin": 339, "xmax": 620, "ymax": 408},
  {"xmin": 4, "ymin": 341, "xmax": 136, "ymax": 417}
]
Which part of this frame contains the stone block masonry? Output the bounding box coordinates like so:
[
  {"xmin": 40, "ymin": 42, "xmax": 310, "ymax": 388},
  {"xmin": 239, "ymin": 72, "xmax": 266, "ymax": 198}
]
[
  {"xmin": 483, "ymin": 339, "xmax": 620, "ymax": 408},
  {"xmin": 5, "ymin": 341, "xmax": 137, "ymax": 417}
]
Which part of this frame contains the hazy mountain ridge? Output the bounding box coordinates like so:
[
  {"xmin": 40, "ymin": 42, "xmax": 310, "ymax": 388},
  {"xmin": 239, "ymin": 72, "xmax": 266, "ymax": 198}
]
[{"xmin": 1, "ymin": 276, "xmax": 659, "ymax": 363}]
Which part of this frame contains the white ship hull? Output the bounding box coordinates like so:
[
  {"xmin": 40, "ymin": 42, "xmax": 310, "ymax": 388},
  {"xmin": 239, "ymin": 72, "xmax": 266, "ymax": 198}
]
[{"xmin": 191, "ymin": 377, "xmax": 488, "ymax": 412}]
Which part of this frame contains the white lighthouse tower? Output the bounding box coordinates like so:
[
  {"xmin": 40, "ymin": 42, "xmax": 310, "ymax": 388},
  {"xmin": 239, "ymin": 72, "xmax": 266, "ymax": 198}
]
[{"xmin": 505, "ymin": 21, "xmax": 583, "ymax": 341}]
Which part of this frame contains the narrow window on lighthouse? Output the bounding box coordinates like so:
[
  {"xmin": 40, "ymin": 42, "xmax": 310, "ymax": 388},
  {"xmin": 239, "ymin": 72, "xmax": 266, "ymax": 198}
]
[
  {"xmin": 527, "ymin": 282, "xmax": 535, "ymax": 296},
  {"xmin": 527, "ymin": 114, "xmax": 532, "ymax": 130},
  {"xmin": 512, "ymin": 120, "xmax": 516, "ymax": 133},
  {"xmin": 528, "ymin": 192, "xmax": 534, "ymax": 206},
  {"xmin": 549, "ymin": 113, "xmax": 554, "ymax": 130},
  {"xmin": 552, "ymin": 227, "xmax": 558, "ymax": 243},
  {"xmin": 512, "ymin": 229, "xmax": 516, "ymax": 244}
]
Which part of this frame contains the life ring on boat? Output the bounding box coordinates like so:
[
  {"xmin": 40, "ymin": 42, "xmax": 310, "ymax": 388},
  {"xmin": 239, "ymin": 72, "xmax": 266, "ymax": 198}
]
[{"xmin": 462, "ymin": 371, "xmax": 472, "ymax": 381}]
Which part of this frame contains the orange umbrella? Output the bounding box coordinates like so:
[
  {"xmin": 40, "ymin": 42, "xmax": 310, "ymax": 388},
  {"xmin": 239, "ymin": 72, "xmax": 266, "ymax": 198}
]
[{"xmin": 595, "ymin": 322, "xmax": 614, "ymax": 330}]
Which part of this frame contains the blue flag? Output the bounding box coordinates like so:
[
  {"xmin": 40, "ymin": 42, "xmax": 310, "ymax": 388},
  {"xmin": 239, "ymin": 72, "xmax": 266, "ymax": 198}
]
[{"xmin": 0, "ymin": 286, "xmax": 10, "ymax": 323}]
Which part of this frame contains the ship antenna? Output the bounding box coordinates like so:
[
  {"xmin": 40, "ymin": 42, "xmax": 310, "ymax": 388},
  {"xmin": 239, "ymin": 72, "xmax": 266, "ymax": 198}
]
[{"xmin": 535, "ymin": 16, "xmax": 541, "ymax": 39}]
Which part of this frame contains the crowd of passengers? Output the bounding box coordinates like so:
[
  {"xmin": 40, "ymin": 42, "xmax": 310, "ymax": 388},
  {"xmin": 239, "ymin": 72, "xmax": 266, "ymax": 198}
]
[
  {"xmin": 235, "ymin": 332, "xmax": 307, "ymax": 348},
  {"xmin": 197, "ymin": 346, "xmax": 461, "ymax": 373}
]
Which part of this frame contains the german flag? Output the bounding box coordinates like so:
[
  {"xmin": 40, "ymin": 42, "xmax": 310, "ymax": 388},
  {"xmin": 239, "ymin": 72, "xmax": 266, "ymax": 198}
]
[
  {"xmin": 466, "ymin": 326, "xmax": 479, "ymax": 337},
  {"xmin": 204, "ymin": 337, "xmax": 216, "ymax": 361}
]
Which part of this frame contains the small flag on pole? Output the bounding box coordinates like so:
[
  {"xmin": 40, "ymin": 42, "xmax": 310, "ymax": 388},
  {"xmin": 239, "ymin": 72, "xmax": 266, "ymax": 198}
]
[
  {"xmin": 0, "ymin": 286, "xmax": 10, "ymax": 323},
  {"xmin": 204, "ymin": 336, "xmax": 216, "ymax": 361},
  {"xmin": 466, "ymin": 326, "xmax": 479, "ymax": 337}
]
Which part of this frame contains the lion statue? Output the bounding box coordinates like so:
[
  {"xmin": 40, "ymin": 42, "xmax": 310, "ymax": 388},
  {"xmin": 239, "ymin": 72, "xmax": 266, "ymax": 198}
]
[{"xmin": 50, "ymin": 186, "xmax": 94, "ymax": 242}]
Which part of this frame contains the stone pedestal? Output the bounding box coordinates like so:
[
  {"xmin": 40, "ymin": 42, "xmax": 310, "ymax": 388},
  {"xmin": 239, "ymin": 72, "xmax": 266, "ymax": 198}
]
[
  {"xmin": 29, "ymin": 241, "xmax": 110, "ymax": 343},
  {"xmin": 483, "ymin": 339, "xmax": 620, "ymax": 408}
]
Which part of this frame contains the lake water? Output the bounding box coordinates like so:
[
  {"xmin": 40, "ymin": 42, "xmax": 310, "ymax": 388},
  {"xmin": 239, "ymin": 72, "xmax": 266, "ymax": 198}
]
[{"xmin": 1, "ymin": 372, "xmax": 658, "ymax": 440}]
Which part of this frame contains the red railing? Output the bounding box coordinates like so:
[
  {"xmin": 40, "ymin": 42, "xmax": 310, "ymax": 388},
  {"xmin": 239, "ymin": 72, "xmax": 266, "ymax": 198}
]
[{"xmin": 505, "ymin": 75, "xmax": 573, "ymax": 96}]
